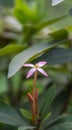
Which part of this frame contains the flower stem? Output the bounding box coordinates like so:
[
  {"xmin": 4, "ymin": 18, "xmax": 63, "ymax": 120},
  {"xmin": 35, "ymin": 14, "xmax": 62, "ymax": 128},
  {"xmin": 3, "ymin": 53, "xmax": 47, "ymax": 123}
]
[
  {"xmin": 35, "ymin": 89, "xmax": 38, "ymax": 115},
  {"xmin": 27, "ymin": 93, "xmax": 36, "ymax": 124},
  {"xmin": 28, "ymin": 71, "xmax": 38, "ymax": 125},
  {"xmin": 33, "ymin": 71, "xmax": 37, "ymax": 98},
  {"xmin": 32, "ymin": 71, "xmax": 37, "ymax": 125}
]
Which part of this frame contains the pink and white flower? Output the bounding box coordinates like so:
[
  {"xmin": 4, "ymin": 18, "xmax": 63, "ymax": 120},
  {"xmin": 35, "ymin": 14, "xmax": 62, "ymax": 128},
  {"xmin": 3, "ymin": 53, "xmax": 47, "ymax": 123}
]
[{"xmin": 23, "ymin": 61, "xmax": 48, "ymax": 78}]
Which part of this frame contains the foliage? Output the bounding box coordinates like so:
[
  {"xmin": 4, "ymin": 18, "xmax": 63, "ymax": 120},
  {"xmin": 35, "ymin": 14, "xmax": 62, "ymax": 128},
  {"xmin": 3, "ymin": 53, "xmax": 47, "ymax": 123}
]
[{"xmin": 0, "ymin": 0, "xmax": 72, "ymax": 130}]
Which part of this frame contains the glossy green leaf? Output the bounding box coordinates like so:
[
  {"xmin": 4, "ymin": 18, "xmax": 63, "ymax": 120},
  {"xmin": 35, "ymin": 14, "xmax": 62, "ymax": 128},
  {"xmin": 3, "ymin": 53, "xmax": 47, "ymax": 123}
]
[
  {"xmin": 35, "ymin": 47, "xmax": 72, "ymax": 65},
  {"xmin": 40, "ymin": 85, "xmax": 56, "ymax": 120},
  {"xmin": 20, "ymin": 109, "xmax": 32, "ymax": 120},
  {"xmin": 0, "ymin": 44, "xmax": 25, "ymax": 56},
  {"xmin": 0, "ymin": 100, "xmax": 28, "ymax": 126},
  {"xmin": 8, "ymin": 40, "xmax": 64, "ymax": 78}
]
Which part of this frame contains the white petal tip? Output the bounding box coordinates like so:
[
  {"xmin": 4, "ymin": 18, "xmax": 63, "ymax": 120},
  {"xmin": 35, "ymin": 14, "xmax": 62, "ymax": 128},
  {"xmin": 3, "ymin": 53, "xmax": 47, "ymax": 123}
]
[
  {"xmin": 26, "ymin": 75, "xmax": 31, "ymax": 79},
  {"xmin": 23, "ymin": 63, "xmax": 34, "ymax": 67},
  {"xmin": 26, "ymin": 76, "xmax": 29, "ymax": 79},
  {"xmin": 37, "ymin": 61, "xmax": 47, "ymax": 67},
  {"xmin": 44, "ymin": 74, "xmax": 48, "ymax": 77}
]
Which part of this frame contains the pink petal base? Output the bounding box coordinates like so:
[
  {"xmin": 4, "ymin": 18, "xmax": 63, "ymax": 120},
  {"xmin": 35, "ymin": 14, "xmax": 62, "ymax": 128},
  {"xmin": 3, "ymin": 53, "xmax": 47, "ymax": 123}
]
[{"xmin": 26, "ymin": 68, "xmax": 36, "ymax": 78}]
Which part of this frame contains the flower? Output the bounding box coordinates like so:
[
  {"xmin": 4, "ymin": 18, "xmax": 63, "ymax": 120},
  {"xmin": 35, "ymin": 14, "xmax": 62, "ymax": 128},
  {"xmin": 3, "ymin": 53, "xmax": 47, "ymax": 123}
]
[
  {"xmin": 23, "ymin": 61, "xmax": 48, "ymax": 78},
  {"xmin": 52, "ymin": 0, "xmax": 64, "ymax": 6}
]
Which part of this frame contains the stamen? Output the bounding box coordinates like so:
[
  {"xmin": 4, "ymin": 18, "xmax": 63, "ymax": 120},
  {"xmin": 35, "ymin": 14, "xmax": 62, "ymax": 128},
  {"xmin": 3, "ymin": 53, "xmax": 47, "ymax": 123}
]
[{"xmin": 35, "ymin": 64, "xmax": 39, "ymax": 68}]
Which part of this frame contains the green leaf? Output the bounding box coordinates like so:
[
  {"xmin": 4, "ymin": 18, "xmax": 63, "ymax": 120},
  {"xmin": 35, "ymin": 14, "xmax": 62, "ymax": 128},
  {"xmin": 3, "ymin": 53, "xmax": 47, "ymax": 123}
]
[
  {"xmin": 36, "ymin": 15, "xmax": 67, "ymax": 31},
  {"xmin": 8, "ymin": 39, "xmax": 67, "ymax": 78},
  {"xmin": 20, "ymin": 109, "xmax": 32, "ymax": 120},
  {"xmin": 41, "ymin": 1, "xmax": 72, "ymax": 29},
  {"xmin": 37, "ymin": 0, "xmax": 70, "ymax": 22},
  {"xmin": 14, "ymin": 0, "xmax": 31, "ymax": 24},
  {"xmin": 38, "ymin": 84, "xmax": 63, "ymax": 114},
  {"xmin": 14, "ymin": 0, "xmax": 38, "ymax": 24},
  {"xmin": 43, "ymin": 88, "xmax": 71, "ymax": 128},
  {"xmin": 50, "ymin": 16, "xmax": 72, "ymax": 29},
  {"xmin": 49, "ymin": 29, "xmax": 68, "ymax": 41},
  {"xmin": 15, "ymin": 0, "xmax": 31, "ymax": 16},
  {"xmin": 42, "ymin": 112, "xmax": 52, "ymax": 123},
  {"xmin": 57, "ymin": 115, "xmax": 72, "ymax": 123},
  {"xmin": 40, "ymin": 85, "xmax": 56, "ymax": 120},
  {"xmin": 43, "ymin": 1, "xmax": 72, "ymax": 21},
  {"xmin": 0, "ymin": 44, "xmax": 25, "ymax": 56},
  {"xmin": 0, "ymin": 100, "xmax": 28, "ymax": 126},
  {"xmin": 2, "ymin": 125, "xmax": 17, "ymax": 130},
  {"xmin": 36, "ymin": 0, "xmax": 47, "ymax": 16},
  {"xmin": 35, "ymin": 47, "xmax": 72, "ymax": 65},
  {"xmin": 48, "ymin": 116, "xmax": 72, "ymax": 130},
  {"xmin": 18, "ymin": 126, "xmax": 35, "ymax": 130},
  {"xmin": 48, "ymin": 123, "xmax": 72, "ymax": 130}
]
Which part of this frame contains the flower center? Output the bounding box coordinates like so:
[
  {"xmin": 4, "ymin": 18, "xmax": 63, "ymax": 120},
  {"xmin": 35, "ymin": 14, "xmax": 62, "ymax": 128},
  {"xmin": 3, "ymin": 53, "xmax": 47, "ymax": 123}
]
[{"xmin": 35, "ymin": 64, "xmax": 39, "ymax": 68}]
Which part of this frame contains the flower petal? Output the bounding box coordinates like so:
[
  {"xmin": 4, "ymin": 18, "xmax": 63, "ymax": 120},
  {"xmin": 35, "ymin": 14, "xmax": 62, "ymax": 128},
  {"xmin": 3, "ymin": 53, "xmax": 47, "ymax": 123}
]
[
  {"xmin": 23, "ymin": 63, "xmax": 34, "ymax": 68},
  {"xmin": 52, "ymin": 0, "xmax": 64, "ymax": 6},
  {"xmin": 37, "ymin": 61, "xmax": 47, "ymax": 67},
  {"xmin": 37, "ymin": 68, "xmax": 48, "ymax": 77},
  {"xmin": 26, "ymin": 68, "xmax": 36, "ymax": 78}
]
